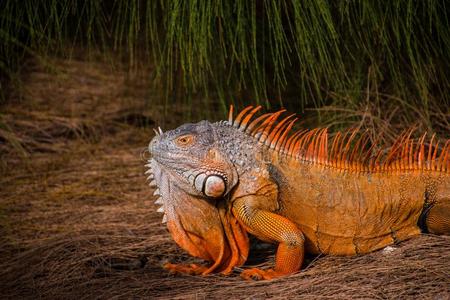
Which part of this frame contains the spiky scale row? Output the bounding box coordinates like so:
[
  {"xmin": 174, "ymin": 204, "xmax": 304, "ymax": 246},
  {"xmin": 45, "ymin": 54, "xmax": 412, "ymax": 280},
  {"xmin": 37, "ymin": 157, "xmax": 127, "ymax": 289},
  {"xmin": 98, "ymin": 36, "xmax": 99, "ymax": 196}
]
[
  {"xmin": 145, "ymin": 162, "xmax": 167, "ymax": 223},
  {"xmin": 227, "ymin": 105, "xmax": 450, "ymax": 174}
]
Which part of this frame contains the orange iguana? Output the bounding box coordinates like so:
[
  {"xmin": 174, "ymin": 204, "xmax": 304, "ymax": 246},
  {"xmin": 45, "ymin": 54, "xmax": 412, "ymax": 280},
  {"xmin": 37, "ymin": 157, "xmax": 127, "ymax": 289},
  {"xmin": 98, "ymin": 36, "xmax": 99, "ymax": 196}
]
[{"xmin": 146, "ymin": 106, "xmax": 450, "ymax": 280}]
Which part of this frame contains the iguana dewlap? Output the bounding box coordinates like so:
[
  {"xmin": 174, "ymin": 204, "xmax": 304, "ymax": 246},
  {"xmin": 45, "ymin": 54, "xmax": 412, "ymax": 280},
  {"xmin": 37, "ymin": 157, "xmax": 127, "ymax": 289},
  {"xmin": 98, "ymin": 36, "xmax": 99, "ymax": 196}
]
[{"xmin": 146, "ymin": 106, "xmax": 450, "ymax": 280}]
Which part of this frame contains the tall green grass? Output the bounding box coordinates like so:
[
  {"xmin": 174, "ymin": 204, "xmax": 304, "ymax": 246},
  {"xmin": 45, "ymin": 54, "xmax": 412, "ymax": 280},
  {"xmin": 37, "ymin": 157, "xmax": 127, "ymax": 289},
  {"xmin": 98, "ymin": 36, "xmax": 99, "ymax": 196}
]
[{"xmin": 0, "ymin": 1, "xmax": 449, "ymax": 130}]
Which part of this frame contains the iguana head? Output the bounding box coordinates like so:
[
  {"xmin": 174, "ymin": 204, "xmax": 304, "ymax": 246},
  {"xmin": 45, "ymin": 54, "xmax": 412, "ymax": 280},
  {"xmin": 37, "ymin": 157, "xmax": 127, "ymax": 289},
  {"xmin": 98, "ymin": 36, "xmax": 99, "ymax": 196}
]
[
  {"xmin": 146, "ymin": 120, "xmax": 248, "ymax": 274},
  {"xmin": 148, "ymin": 120, "xmax": 239, "ymax": 199}
]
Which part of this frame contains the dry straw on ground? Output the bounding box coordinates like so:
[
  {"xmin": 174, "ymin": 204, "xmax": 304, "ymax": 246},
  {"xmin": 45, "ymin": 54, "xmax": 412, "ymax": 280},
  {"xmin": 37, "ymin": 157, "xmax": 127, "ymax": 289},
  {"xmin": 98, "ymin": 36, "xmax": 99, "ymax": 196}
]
[{"xmin": 0, "ymin": 57, "xmax": 449, "ymax": 299}]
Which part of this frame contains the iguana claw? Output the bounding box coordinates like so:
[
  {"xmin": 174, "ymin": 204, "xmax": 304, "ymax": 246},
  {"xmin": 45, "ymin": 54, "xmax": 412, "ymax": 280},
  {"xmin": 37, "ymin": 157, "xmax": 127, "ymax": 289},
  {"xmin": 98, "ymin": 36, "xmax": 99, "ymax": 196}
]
[
  {"xmin": 241, "ymin": 268, "xmax": 282, "ymax": 280},
  {"xmin": 164, "ymin": 262, "xmax": 209, "ymax": 276}
]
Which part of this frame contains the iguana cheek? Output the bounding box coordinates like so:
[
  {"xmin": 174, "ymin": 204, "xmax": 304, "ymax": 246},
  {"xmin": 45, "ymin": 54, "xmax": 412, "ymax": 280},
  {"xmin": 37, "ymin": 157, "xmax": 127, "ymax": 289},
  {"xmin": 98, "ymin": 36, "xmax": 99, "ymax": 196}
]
[
  {"xmin": 194, "ymin": 173, "xmax": 226, "ymax": 198},
  {"xmin": 204, "ymin": 175, "xmax": 226, "ymax": 198}
]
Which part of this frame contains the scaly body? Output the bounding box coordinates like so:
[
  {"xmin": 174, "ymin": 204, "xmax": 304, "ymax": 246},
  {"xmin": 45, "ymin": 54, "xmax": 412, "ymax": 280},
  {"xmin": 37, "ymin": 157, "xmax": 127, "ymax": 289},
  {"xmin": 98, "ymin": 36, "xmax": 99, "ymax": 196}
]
[{"xmin": 146, "ymin": 106, "xmax": 450, "ymax": 280}]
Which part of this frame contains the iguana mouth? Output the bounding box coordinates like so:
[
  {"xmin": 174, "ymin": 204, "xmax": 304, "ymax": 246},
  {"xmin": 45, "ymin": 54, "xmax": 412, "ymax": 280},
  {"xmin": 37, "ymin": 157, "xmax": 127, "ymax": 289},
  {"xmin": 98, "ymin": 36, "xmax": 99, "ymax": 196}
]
[{"xmin": 145, "ymin": 159, "xmax": 249, "ymax": 274}]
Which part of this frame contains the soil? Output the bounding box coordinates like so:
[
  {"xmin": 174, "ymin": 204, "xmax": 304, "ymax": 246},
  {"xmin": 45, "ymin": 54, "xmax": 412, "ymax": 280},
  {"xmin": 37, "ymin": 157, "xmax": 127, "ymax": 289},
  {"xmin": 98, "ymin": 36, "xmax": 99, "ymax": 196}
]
[{"xmin": 0, "ymin": 55, "xmax": 449, "ymax": 299}]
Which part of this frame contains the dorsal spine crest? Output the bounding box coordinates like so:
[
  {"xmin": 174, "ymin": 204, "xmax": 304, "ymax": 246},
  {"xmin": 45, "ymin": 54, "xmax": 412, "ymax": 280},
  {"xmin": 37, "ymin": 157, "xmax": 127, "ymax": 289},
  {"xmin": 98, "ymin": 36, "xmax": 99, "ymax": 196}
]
[{"xmin": 226, "ymin": 105, "xmax": 450, "ymax": 174}]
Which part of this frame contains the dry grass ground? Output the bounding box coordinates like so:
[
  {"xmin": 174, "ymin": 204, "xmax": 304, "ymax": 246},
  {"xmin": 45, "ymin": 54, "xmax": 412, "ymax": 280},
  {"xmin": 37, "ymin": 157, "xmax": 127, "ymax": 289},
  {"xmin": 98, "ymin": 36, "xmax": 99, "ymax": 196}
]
[{"xmin": 0, "ymin": 55, "xmax": 449, "ymax": 299}]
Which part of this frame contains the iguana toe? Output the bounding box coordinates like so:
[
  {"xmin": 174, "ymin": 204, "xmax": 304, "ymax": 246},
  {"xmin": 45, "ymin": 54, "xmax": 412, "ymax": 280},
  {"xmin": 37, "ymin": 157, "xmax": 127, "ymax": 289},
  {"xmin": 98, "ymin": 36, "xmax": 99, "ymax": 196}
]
[
  {"xmin": 164, "ymin": 263, "xmax": 209, "ymax": 276},
  {"xmin": 240, "ymin": 268, "xmax": 282, "ymax": 280}
]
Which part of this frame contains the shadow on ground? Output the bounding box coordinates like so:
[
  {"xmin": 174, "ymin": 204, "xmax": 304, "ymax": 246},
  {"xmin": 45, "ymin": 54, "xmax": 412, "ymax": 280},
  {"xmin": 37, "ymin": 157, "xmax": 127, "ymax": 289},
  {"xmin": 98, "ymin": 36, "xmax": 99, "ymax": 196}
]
[{"xmin": 0, "ymin": 56, "xmax": 449, "ymax": 299}]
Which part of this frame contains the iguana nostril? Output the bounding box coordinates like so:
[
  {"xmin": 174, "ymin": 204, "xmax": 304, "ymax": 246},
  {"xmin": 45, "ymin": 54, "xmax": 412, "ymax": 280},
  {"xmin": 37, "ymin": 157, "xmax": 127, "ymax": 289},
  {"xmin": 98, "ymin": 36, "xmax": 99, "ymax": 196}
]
[{"xmin": 204, "ymin": 175, "xmax": 226, "ymax": 198}]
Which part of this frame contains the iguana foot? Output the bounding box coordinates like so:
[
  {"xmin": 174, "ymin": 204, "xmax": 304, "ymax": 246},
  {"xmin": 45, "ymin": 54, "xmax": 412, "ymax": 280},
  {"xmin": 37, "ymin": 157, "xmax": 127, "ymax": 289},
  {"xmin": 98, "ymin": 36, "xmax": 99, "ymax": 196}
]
[
  {"xmin": 240, "ymin": 268, "xmax": 283, "ymax": 280},
  {"xmin": 164, "ymin": 263, "xmax": 209, "ymax": 275}
]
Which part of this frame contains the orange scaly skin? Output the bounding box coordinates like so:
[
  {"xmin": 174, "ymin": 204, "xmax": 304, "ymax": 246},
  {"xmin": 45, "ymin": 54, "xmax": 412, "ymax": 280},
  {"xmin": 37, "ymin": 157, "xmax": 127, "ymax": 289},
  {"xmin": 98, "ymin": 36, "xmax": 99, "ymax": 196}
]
[{"xmin": 146, "ymin": 106, "xmax": 450, "ymax": 280}]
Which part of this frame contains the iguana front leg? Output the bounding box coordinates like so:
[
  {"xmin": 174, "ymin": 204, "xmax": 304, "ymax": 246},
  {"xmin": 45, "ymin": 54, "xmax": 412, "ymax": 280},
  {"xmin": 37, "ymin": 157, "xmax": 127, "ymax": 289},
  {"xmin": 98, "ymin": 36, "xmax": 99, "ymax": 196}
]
[{"xmin": 232, "ymin": 197, "xmax": 305, "ymax": 280}]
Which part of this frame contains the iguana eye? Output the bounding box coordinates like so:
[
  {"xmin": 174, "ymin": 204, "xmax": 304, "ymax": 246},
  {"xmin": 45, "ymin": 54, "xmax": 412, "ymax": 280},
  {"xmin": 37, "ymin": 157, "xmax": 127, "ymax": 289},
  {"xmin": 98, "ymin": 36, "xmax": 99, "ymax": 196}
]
[{"xmin": 175, "ymin": 135, "xmax": 194, "ymax": 147}]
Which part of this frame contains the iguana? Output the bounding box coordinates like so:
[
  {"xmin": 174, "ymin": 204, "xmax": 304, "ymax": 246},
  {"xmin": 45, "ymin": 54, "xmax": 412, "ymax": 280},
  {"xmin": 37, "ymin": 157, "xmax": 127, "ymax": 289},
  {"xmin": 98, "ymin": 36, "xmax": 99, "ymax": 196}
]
[{"xmin": 145, "ymin": 106, "xmax": 450, "ymax": 280}]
